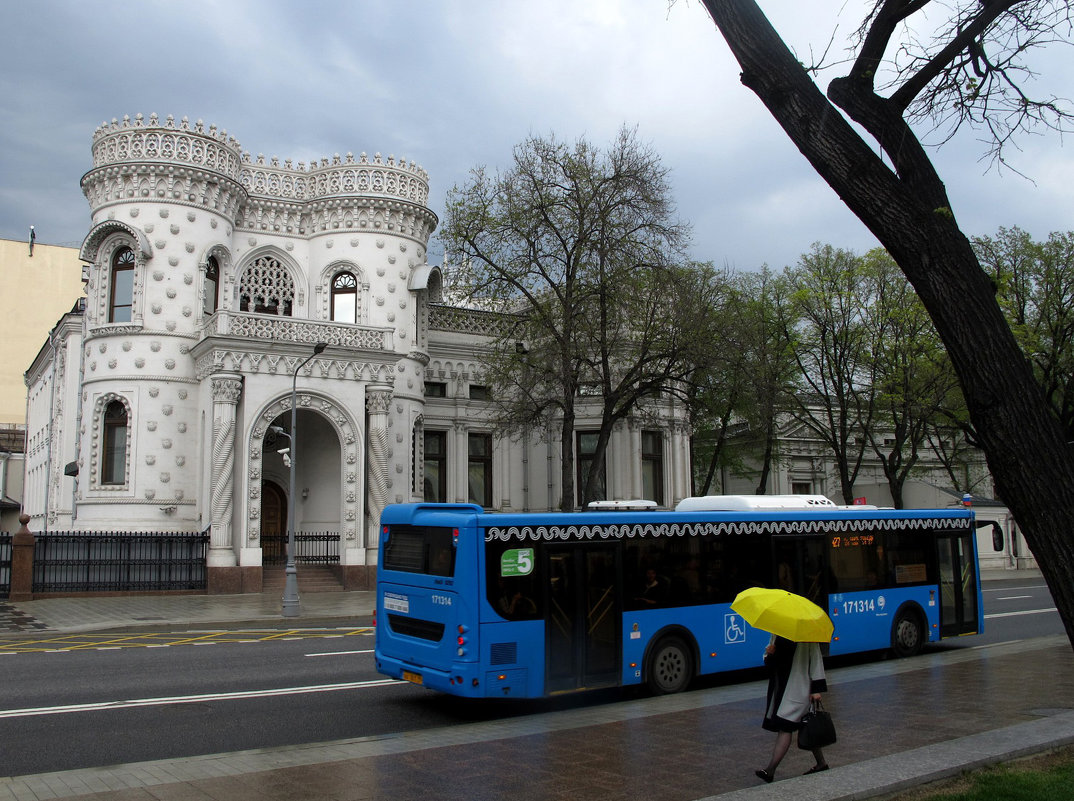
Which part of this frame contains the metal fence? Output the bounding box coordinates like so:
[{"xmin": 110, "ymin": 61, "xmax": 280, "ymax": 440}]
[
  {"xmin": 30, "ymin": 531, "xmax": 210, "ymax": 593},
  {"xmin": 262, "ymin": 531, "xmax": 341, "ymax": 566}
]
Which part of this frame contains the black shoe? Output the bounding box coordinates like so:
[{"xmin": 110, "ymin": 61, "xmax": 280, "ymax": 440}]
[
  {"xmin": 755, "ymin": 769, "xmax": 774, "ymax": 783},
  {"xmin": 804, "ymin": 763, "xmax": 829, "ymax": 775}
]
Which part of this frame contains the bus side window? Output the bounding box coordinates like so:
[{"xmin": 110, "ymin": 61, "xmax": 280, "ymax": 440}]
[{"xmin": 484, "ymin": 542, "xmax": 541, "ymax": 619}]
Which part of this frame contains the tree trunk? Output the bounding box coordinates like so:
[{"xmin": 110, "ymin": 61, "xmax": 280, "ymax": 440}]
[
  {"xmin": 702, "ymin": 0, "xmax": 1074, "ymax": 650},
  {"xmin": 560, "ymin": 405, "xmax": 576, "ymax": 512},
  {"xmin": 755, "ymin": 423, "xmax": 774, "ymax": 494}
]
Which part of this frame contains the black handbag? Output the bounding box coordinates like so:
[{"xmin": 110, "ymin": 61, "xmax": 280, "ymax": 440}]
[{"xmin": 797, "ymin": 699, "xmax": 837, "ymax": 749}]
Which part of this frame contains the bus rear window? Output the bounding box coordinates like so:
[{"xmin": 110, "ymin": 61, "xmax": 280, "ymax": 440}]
[{"xmin": 383, "ymin": 525, "xmax": 456, "ymax": 577}]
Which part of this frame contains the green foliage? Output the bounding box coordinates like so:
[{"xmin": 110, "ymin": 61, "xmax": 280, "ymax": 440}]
[{"xmin": 973, "ymin": 226, "xmax": 1074, "ymax": 441}]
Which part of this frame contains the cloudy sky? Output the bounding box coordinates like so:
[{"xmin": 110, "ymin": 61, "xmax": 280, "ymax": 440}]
[{"xmin": 1, "ymin": 1, "xmax": 1070, "ymax": 272}]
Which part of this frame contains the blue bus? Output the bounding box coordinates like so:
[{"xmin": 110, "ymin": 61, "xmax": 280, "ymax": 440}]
[{"xmin": 374, "ymin": 496, "xmax": 987, "ymax": 698}]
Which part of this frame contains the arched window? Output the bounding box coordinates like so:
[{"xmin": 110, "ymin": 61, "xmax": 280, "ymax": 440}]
[
  {"xmin": 238, "ymin": 255, "xmax": 294, "ymax": 316},
  {"xmin": 331, "ymin": 271, "xmax": 358, "ymax": 323},
  {"xmin": 109, "ymin": 247, "xmax": 135, "ymax": 322},
  {"xmin": 204, "ymin": 255, "xmax": 220, "ymax": 315},
  {"xmin": 101, "ymin": 400, "xmax": 128, "ymax": 485}
]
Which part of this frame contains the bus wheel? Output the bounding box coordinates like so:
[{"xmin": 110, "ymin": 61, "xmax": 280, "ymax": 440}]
[
  {"xmin": 647, "ymin": 636, "xmax": 694, "ymax": 695},
  {"xmin": 891, "ymin": 608, "xmax": 925, "ymax": 658}
]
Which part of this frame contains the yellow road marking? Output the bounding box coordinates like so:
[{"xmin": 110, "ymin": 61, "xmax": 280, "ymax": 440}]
[{"xmin": 0, "ymin": 628, "xmax": 374, "ymax": 654}]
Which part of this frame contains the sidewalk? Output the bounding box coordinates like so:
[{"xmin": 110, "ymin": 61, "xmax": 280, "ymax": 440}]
[{"xmin": 1, "ymin": 568, "xmax": 1070, "ymax": 801}]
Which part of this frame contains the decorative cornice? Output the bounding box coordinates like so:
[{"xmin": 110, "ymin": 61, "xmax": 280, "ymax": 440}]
[
  {"xmin": 193, "ymin": 349, "xmax": 396, "ymax": 382},
  {"xmin": 241, "ymin": 150, "xmax": 429, "ymax": 204},
  {"xmin": 91, "ymin": 114, "xmax": 243, "ymax": 177},
  {"xmin": 84, "ymin": 114, "xmax": 437, "ymax": 245}
]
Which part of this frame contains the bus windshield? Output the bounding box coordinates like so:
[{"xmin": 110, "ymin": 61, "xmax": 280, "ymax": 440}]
[{"xmin": 382, "ymin": 525, "xmax": 456, "ymax": 577}]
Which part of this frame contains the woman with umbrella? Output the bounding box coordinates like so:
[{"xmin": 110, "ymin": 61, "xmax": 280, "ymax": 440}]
[{"xmin": 731, "ymin": 587, "xmax": 832, "ymax": 782}]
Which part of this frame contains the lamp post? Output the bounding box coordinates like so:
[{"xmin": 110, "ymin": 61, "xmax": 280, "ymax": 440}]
[{"xmin": 282, "ymin": 342, "xmax": 328, "ymax": 617}]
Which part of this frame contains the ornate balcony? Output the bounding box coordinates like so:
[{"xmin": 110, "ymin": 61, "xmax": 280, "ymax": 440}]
[{"xmin": 202, "ymin": 311, "xmax": 393, "ymax": 351}]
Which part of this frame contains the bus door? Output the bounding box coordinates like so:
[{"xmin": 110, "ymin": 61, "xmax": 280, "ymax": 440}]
[
  {"xmin": 771, "ymin": 535, "xmax": 828, "ymax": 606},
  {"xmin": 936, "ymin": 531, "xmax": 979, "ymax": 637},
  {"xmin": 544, "ymin": 544, "xmax": 621, "ymax": 693}
]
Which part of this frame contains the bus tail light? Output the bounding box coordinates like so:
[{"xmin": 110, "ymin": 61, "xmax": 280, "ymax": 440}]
[{"xmin": 457, "ymin": 624, "xmax": 468, "ymax": 657}]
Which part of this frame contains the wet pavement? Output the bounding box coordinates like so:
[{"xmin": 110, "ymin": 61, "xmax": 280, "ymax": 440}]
[{"xmin": 1, "ymin": 571, "xmax": 1072, "ymax": 801}]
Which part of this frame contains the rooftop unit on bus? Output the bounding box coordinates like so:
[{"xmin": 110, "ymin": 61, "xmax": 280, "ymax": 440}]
[
  {"xmin": 586, "ymin": 499, "xmax": 658, "ymax": 511},
  {"xmin": 675, "ymin": 494, "xmax": 837, "ymax": 512}
]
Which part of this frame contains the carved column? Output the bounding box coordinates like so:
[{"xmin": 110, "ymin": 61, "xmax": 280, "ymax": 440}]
[
  {"xmin": 365, "ymin": 386, "xmax": 393, "ymax": 553},
  {"xmin": 208, "ymin": 373, "xmax": 242, "ymax": 593}
]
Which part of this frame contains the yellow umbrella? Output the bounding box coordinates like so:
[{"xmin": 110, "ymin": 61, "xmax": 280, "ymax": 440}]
[{"xmin": 731, "ymin": 587, "xmax": 834, "ymax": 643}]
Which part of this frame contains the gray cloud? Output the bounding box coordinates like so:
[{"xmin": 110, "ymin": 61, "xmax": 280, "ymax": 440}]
[{"xmin": 1, "ymin": 0, "xmax": 1070, "ymax": 267}]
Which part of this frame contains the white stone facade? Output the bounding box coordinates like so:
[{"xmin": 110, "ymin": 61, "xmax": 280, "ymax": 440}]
[{"xmin": 22, "ymin": 114, "xmax": 692, "ymax": 591}]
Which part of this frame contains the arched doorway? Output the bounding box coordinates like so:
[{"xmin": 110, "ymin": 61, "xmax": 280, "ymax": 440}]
[
  {"xmin": 258, "ymin": 408, "xmax": 344, "ymax": 567},
  {"xmin": 262, "ymin": 481, "xmax": 287, "ymax": 565}
]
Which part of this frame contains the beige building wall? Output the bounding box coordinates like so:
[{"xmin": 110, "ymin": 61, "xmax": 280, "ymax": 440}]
[{"xmin": 0, "ymin": 237, "xmax": 84, "ymax": 425}]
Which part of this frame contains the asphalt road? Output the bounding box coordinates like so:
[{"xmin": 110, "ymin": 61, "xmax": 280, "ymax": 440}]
[{"xmin": 0, "ymin": 579, "xmax": 1061, "ymax": 778}]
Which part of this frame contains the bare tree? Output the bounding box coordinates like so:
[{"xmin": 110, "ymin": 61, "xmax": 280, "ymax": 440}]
[
  {"xmin": 443, "ymin": 127, "xmax": 698, "ymax": 510},
  {"xmin": 698, "ymin": 0, "xmax": 1074, "ymax": 648}
]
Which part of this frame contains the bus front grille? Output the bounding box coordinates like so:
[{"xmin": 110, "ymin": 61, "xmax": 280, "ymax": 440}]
[{"xmin": 387, "ymin": 614, "xmax": 446, "ymax": 642}]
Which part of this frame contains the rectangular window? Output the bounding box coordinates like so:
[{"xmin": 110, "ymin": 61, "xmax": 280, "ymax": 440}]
[
  {"xmin": 576, "ymin": 431, "xmax": 606, "ymax": 507},
  {"xmin": 102, "ymin": 423, "xmax": 127, "ymax": 484},
  {"xmin": 101, "ymin": 400, "xmax": 128, "ymax": 485},
  {"xmin": 425, "ymin": 382, "xmax": 447, "ymax": 398},
  {"xmin": 383, "ymin": 525, "xmax": 455, "ymax": 577},
  {"xmin": 468, "ymin": 432, "xmax": 493, "ymax": 508},
  {"xmin": 469, "ymin": 384, "xmax": 490, "ymax": 401},
  {"xmin": 791, "ymin": 481, "xmax": 813, "ymax": 495},
  {"xmin": 110, "ymin": 266, "xmax": 134, "ymax": 323},
  {"xmin": 423, "ymin": 431, "xmax": 447, "ymax": 502},
  {"xmin": 641, "ymin": 431, "xmax": 664, "ymax": 506}
]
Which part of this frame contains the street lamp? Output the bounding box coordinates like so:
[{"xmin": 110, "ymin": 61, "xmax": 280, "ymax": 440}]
[{"xmin": 281, "ymin": 341, "xmax": 328, "ymax": 617}]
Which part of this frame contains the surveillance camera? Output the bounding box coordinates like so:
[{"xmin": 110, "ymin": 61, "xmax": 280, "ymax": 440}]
[{"xmin": 277, "ymin": 448, "xmax": 290, "ymax": 455}]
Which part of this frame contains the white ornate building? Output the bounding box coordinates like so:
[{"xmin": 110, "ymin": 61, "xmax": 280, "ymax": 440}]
[{"xmin": 22, "ymin": 114, "xmax": 692, "ymax": 592}]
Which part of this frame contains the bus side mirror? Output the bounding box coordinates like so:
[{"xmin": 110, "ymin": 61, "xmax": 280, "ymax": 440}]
[{"xmin": 976, "ymin": 520, "xmax": 1004, "ymax": 552}]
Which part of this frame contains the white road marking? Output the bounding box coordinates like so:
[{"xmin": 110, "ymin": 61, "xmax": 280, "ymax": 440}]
[
  {"xmin": 984, "ymin": 607, "xmax": 1058, "ymax": 619},
  {"xmin": 0, "ymin": 679, "xmax": 404, "ymax": 720},
  {"xmin": 305, "ymin": 650, "xmax": 373, "ymax": 657}
]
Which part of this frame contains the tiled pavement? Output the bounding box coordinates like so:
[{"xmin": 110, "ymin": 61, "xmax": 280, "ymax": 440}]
[{"xmin": 1, "ymin": 575, "xmax": 1073, "ymax": 801}]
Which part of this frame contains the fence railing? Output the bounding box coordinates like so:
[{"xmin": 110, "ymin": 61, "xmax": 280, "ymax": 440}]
[
  {"xmin": 262, "ymin": 531, "xmax": 341, "ymax": 566},
  {"xmin": 30, "ymin": 531, "xmax": 210, "ymax": 594}
]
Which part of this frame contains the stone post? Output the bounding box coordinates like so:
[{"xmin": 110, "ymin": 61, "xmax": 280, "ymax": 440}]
[
  {"xmin": 10, "ymin": 513, "xmax": 35, "ymax": 602},
  {"xmin": 207, "ymin": 373, "xmax": 243, "ymax": 594}
]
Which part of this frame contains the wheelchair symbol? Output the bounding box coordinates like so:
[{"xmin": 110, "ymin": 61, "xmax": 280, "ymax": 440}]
[{"xmin": 725, "ymin": 613, "xmax": 746, "ymax": 644}]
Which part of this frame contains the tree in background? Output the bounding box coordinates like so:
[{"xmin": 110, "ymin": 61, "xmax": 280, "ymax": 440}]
[
  {"xmin": 699, "ymin": 0, "xmax": 1074, "ymax": 649},
  {"xmin": 443, "ymin": 127, "xmax": 703, "ymax": 510},
  {"xmin": 687, "ymin": 267, "xmax": 797, "ymax": 495},
  {"xmin": 863, "ymin": 248, "xmax": 961, "ymax": 508},
  {"xmin": 975, "ymin": 227, "xmax": 1074, "ymax": 441},
  {"xmin": 783, "ymin": 244, "xmax": 879, "ymax": 504}
]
